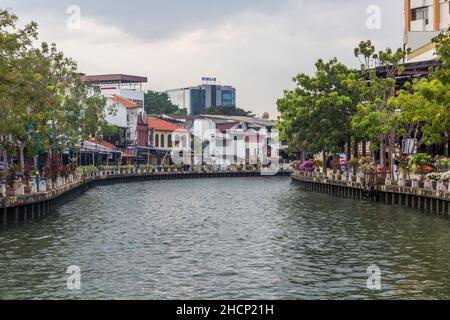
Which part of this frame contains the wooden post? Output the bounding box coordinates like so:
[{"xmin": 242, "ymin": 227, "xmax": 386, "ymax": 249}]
[
  {"xmin": 433, "ymin": 0, "xmax": 440, "ymax": 31},
  {"xmin": 405, "ymin": 0, "xmax": 411, "ymax": 32}
]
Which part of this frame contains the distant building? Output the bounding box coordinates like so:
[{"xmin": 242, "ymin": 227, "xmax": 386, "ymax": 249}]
[
  {"xmin": 147, "ymin": 117, "xmax": 190, "ymax": 165},
  {"xmin": 163, "ymin": 114, "xmax": 279, "ymax": 168},
  {"xmin": 81, "ymin": 74, "xmax": 148, "ymax": 150},
  {"xmin": 404, "ymin": 0, "xmax": 450, "ymax": 62},
  {"xmin": 80, "ymin": 74, "xmax": 147, "ymax": 107},
  {"xmin": 167, "ymin": 79, "xmax": 236, "ymax": 115}
]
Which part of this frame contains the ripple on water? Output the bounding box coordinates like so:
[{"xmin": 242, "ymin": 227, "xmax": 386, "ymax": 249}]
[{"xmin": 1, "ymin": 177, "xmax": 450, "ymax": 299}]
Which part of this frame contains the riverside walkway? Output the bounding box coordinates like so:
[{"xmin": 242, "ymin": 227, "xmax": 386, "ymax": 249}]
[
  {"xmin": 292, "ymin": 171, "xmax": 450, "ymax": 216},
  {"xmin": 0, "ymin": 169, "xmax": 291, "ymax": 227}
]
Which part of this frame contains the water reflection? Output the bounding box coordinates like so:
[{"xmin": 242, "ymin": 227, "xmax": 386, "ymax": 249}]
[{"xmin": 0, "ymin": 177, "xmax": 449, "ymax": 299}]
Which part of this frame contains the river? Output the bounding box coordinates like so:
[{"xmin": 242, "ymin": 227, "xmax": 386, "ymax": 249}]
[{"xmin": 1, "ymin": 177, "xmax": 449, "ymax": 300}]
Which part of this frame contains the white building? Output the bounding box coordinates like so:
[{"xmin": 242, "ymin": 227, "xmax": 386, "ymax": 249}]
[
  {"xmin": 165, "ymin": 115, "xmax": 278, "ymax": 168},
  {"xmin": 80, "ymin": 74, "xmax": 148, "ymax": 146},
  {"xmin": 105, "ymin": 95, "xmax": 146, "ymax": 145},
  {"xmin": 404, "ymin": 0, "xmax": 450, "ymax": 62}
]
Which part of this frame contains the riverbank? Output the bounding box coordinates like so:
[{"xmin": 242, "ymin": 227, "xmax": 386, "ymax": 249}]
[
  {"xmin": 0, "ymin": 169, "xmax": 291, "ymax": 227},
  {"xmin": 292, "ymin": 171, "xmax": 450, "ymax": 216}
]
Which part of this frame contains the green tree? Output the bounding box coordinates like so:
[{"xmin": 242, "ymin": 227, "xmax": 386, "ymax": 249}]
[
  {"xmin": 277, "ymin": 58, "xmax": 359, "ymax": 167},
  {"xmin": 351, "ymin": 41, "xmax": 409, "ymax": 170},
  {"xmin": 1, "ymin": 9, "xmax": 111, "ymax": 174},
  {"xmin": 390, "ymin": 29, "xmax": 450, "ymax": 157},
  {"xmin": 202, "ymin": 105, "xmax": 255, "ymax": 117},
  {"xmin": 144, "ymin": 90, "xmax": 181, "ymax": 115}
]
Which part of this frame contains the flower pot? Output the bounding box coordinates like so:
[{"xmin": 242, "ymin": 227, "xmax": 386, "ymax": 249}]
[
  {"xmin": 0, "ymin": 184, "xmax": 6, "ymax": 197},
  {"xmin": 436, "ymin": 181, "xmax": 446, "ymax": 192},
  {"xmin": 24, "ymin": 185, "xmax": 32, "ymax": 195},
  {"xmin": 15, "ymin": 181, "xmax": 25, "ymax": 196}
]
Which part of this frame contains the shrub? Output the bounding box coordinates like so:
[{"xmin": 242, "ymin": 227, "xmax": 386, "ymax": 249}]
[
  {"xmin": 434, "ymin": 157, "xmax": 450, "ymax": 172},
  {"xmin": 426, "ymin": 172, "xmax": 442, "ymax": 181},
  {"xmin": 441, "ymin": 171, "xmax": 450, "ymax": 182},
  {"xmin": 313, "ymin": 160, "xmax": 323, "ymax": 168},
  {"xmin": 348, "ymin": 159, "xmax": 360, "ymax": 171},
  {"xmin": 299, "ymin": 161, "xmax": 315, "ymax": 171},
  {"xmin": 409, "ymin": 153, "xmax": 432, "ymax": 167},
  {"xmin": 6, "ymin": 165, "xmax": 18, "ymax": 189}
]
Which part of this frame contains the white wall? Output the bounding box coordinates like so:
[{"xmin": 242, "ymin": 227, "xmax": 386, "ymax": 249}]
[
  {"xmin": 441, "ymin": 1, "xmax": 450, "ymax": 29},
  {"xmin": 101, "ymin": 88, "xmax": 145, "ymax": 107},
  {"xmin": 105, "ymin": 99, "xmax": 127, "ymax": 129}
]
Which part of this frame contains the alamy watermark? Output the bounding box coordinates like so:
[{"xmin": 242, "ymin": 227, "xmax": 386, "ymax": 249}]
[
  {"xmin": 366, "ymin": 5, "xmax": 381, "ymax": 30},
  {"xmin": 66, "ymin": 265, "xmax": 81, "ymax": 290},
  {"xmin": 367, "ymin": 265, "xmax": 381, "ymax": 291},
  {"xmin": 67, "ymin": 5, "xmax": 82, "ymax": 30}
]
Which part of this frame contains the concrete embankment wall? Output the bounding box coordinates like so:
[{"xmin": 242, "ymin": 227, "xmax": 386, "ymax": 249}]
[
  {"xmin": 292, "ymin": 175, "xmax": 450, "ymax": 217},
  {"xmin": 0, "ymin": 171, "xmax": 290, "ymax": 227}
]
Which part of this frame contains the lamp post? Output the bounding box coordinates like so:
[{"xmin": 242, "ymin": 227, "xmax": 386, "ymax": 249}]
[{"xmin": 28, "ymin": 124, "xmax": 40, "ymax": 193}]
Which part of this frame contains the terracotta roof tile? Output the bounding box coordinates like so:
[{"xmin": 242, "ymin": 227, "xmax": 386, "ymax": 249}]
[
  {"xmin": 109, "ymin": 95, "xmax": 140, "ymax": 110},
  {"xmin": 147, "ymin": 117, "xmax": 188, "ymax": 132},
  {"xmin": 89, "ymin": 139, "xmax": 117, "ymax": 150}
]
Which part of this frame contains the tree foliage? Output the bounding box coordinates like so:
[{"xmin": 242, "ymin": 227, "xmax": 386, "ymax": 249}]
[
  {"xmin": 277, "ymin": 58, "xmax": 359, "ymax": 156},
  {"xmin": 202, "ymin": 105, "xmax": 255, "ymax": 117},
  {"xmin": 144, "ymin": 90, "xmax": 186, "ymax": 115},
  {"xmin": 0, "ymin": 9, "xmax": 109, "ymax": 171}
]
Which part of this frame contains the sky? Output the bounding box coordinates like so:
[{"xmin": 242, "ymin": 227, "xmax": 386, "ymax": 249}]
[{"xmin": 1, "ymin": 0, "xmax": 404, "ymax": 117}]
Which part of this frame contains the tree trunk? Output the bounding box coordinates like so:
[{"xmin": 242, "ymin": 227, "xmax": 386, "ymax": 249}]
[
  {"xmin": 353, "ymin": 141, "xmax": 359, "ymax": 160},
  {"xmin": 19, "ymin": 143, "xmax": 25, "ymax": 176},
  {"xmin": 379, "ymin": 141, "xmax": 386, "ymax": 166},
  {"xmin": 322, "ymin": 152, "xmax": 327, "ymax": 173},
  {"xmin": 446, "ymin": 131, "xmax": 450, "ymax": 158},
  {"xmin": 346, "ymin": 137, "xmax": 351, "ymax": 161},
  {"xmin": 362, "ymin": 141, "xmax": 367, "ymax": 157}
]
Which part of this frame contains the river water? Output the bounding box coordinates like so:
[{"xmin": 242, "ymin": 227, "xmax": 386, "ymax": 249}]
[{"xmin": 1, "ymin": 177, "xmax": 449, "ymax": 300}]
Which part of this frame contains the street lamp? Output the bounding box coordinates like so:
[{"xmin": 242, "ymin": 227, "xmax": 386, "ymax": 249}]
[{"xmin": 28, "ymin": 123, "xmax": 40, "ymax": 193}]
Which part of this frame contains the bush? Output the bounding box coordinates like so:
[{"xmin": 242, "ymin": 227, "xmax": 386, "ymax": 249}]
[
  {"xmin": 348, "ymin": 159, "xmax": 360, "ymax": 171},
  {"xmin": 426, "ymin": 172, "xmax": 442, "ymax": 181},
  {"xmin": 441, "ymin": 171, "xmax": 450, "ymax": 182},
  {"xmin": 434, "ymin": 157, "xmax": 450, "ymax": 172},
  {"xmin": 409, "ymin": 153, "xmax": 432, "ymax": 167},
  {"xmin": 313, "ymin": 160, "xmax": 323, "ymax": 168}
]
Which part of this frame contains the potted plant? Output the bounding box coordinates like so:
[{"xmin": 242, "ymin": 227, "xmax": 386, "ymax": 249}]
[
  {"xmin": 5, "ymin": 165, "xmax": 17, "ymax": 197},
  {"xmin": 348, "ymin": 159, "xmax": 360, "ymax": 175},
  {"xmin": 60, "ymin": 165, "xmax": 71, "ymax": 185},
  {"xmin": 434, "ymin": 157, "xmax": 450, "ymax": 173},
  {"xmin": 23, "ymin": 163, "xmax": 34, "ymax": 194},
  {"xmin": 49, "ymin": 154, "xmax": 60, "ymax": 184},
  {"xmin": 409, "ymin": 153, "xmax": 433, "ymax": 182},
  {"xmin": 425, "ymin": 172, "xmax": 442, "ymax": 190},
  {"xmin": 330, "ymin": 159, "xmax": 341, "ymax": 175}
]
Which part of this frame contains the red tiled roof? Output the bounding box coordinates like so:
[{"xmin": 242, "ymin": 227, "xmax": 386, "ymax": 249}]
[
  {"xmin": 147, "ymin": 117, "xmax": 187, "ymax": 132},
  {"xmin": 216, "ymin": 122, "xmax": 239, "ymax": 133},
  {"xmin": 109, "ymin": 95, "xmax": 140, "ymax": 110},
  {"xmin": 89, "ymin": 139, "xmax": 117, "ymax": 150}
]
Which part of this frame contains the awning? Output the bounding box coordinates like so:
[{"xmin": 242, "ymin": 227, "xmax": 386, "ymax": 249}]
[{"xmin": 76, "ymin": 140, "xmax": 121, "ymax": 155}]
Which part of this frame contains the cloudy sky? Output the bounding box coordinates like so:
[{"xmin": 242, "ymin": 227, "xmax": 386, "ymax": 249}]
[{"xmin": 1, "ymin": 0, "xmax": 404, "ymax": 116}]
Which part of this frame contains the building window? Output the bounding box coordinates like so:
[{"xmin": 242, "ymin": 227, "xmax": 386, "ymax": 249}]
[
  {"xmin": 175, "ymin": 135, "xmax": 180, "ymax": 147},
  {"xmin": 161, "ymin": 135, "xmax": 165, "ymax": 148},
  {"xmin": 168, "ymin": 135, "xmax": 173, "ymax": 148},
  {"xmin": 411, "ymin": 7, "xmax": 429, "ymax": 23},
  {"xmin": 155, "ymin": 134, "xmax": 159, "ymax": 148}
]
